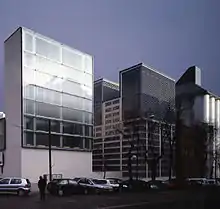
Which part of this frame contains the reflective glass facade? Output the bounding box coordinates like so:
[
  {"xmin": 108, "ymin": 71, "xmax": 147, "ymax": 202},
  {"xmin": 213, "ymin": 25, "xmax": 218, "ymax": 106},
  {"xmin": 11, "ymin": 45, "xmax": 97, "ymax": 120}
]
[
  {"xmin": 22, "ymin": 28, "xmax": 93, "ymax": 150},
  {"xmin": 121, "ymin": 64, "xmax": 175, "ymax": 121}
]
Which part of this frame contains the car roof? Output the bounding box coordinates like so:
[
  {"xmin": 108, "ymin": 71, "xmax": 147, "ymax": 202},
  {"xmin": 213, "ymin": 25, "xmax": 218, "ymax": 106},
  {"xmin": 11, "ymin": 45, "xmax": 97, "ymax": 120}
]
[{"xmin": 1, "ymin": 177, "xmax": 27, "ymax": 179}]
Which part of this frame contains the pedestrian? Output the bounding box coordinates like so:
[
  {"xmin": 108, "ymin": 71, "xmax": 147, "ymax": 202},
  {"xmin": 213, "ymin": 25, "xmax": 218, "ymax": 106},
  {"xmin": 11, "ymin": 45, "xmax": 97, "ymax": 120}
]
[{"xmin": 38, "ymin": 176, "xmax": 46, "ymax": 201}]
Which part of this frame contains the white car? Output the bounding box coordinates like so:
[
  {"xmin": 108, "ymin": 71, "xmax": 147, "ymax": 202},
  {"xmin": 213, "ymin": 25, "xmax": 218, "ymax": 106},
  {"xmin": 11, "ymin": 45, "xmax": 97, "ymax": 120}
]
[{"xmin": 0, "ymin": 177, "xmax": 31, "ymax": 196}]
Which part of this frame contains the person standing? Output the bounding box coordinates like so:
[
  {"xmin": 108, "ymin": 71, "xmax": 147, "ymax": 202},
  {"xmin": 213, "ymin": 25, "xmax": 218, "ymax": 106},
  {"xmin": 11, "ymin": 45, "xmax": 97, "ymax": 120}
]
[{"xmin": 38, "ymin": 176, "xmax": 46, "ymax": 201}]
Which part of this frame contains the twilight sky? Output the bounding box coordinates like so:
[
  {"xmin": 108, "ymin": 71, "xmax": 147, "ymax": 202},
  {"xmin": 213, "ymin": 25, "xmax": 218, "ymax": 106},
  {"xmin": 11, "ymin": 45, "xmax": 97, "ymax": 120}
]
[{"xmin": 0, "ymin": 0, "xmax": 219, "ymax": 109}]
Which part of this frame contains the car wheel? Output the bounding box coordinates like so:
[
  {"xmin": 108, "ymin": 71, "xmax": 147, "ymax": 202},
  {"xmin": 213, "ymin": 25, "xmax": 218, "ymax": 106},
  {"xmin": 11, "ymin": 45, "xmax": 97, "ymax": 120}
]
[
  {"xmin": 17, "ymin": 189, "xmax": 25, "ymax": 196},
  {"xmin": 58, "ymin": 189, "xmax": 64, "ymax": 197}
]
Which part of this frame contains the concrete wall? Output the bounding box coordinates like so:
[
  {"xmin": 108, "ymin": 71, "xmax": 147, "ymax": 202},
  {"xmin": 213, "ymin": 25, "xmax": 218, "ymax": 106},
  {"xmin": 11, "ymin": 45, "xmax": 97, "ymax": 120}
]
[
  {"xmin": 3, "ymin": 28, "xmax": 22, "ymax": 177},
  {"xmin": 21, "ymin": 148, "xmax": 92, "ymax": 183}
]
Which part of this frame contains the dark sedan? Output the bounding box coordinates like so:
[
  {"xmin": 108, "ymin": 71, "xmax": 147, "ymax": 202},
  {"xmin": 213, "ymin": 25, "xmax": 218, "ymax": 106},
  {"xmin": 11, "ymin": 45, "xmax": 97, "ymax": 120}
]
[
  {"xmin": 47, "ymin": 179, "xmax": 85, "ymax": 196},
  {"xmin": 121, "ymin": 179, "xmax": 148, "ymax": 192},
  {"xmin": 146, "ymin": 180, "xmax": 167, "ymax": 190}
]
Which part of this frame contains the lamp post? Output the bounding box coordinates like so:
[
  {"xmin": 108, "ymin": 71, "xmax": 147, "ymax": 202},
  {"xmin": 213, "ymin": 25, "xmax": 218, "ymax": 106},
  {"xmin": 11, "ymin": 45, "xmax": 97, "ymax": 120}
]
[{"xmin": 48, "ymin": 119, "xmax": 52, "ymax": 182}]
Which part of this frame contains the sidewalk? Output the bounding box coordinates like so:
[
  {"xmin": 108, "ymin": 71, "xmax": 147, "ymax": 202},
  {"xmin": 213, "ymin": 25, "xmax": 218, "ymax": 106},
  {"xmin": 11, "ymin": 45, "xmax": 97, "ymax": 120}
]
[{"xmin": 31, "ymin": 183, "xmax": 39, "ymax": 196}]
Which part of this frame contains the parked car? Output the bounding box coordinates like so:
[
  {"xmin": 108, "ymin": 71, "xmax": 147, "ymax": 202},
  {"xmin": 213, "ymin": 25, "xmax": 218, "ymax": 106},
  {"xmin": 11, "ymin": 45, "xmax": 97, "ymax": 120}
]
[
  {"xmin": 106, "ymin": 178, "xmax": 123, "ymax": 184},
  {"xmin": 77, "ymin": 178, "xmax": 113, "ymax": 194},
  {"xmin": 121, "ymin": 179, "xmax": 148, "ymax": 192},
  {"xmin": 106, "ymin": 178, "xmax": 128, "ymax": 192},
  {"xmin": 105, "ymin": 179, "xmax": 120, "ymax": 192},
  {"xmin": 47, "ymin": 178, "xmax": 86, "ymax": 196},
  {"xmin": 146, "ymin": 180, "xmax": 167, "ymax": 190},
  {"xmin": 186, "ymin": 178, "xmax": 207, "ymax": 188},
  {"xmin": 0, "ymin": 177, "xmax": 31, "ymax": 196}
]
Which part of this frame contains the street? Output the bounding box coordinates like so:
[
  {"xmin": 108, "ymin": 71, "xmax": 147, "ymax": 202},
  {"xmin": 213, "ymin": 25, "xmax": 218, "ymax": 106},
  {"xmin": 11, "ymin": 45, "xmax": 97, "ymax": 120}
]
[{"xmin": 0, "ymin": 190, "xmax": 208, "ymax": 209}]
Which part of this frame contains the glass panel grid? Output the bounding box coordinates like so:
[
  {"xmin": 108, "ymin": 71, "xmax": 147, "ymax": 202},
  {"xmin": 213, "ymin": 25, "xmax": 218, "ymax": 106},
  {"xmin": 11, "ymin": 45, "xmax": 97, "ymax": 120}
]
[{"xmin": 22, "ymin": 31, "xmax": 93, "ymax": 150}]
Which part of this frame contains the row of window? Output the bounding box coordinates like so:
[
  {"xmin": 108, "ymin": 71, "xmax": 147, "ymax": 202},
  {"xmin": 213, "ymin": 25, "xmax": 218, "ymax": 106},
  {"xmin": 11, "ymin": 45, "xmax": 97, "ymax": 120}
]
[
  {"xmin": 105, "ymin": 106, "xmax": 120, "ymax": 113},
  {"xmin": 92, "ymin": 166, "xmax": 120, "ymax": 172},
  {"xmin": 24, "ymin": 85, "xmax": 92, "ymax": 111},
  {"xmin": 23, "ymin": 31, "xmax": 92, "ymax": 74},
  {"xmin": 24, "ymin": 116, "xmax": 93, "ymax": 136},
  {"xmin": 93, "ymin": 148, "xmax": 120, "ymax": 154},
  {"xmin": 95, "ymin": 133, "xmax": 102, "ymax": 137},
  {"xmin": 24, "ymin": 131, "xmax": 92, "ymax": 149},
  {"xmin": 104, "ymin": 99, "xmax": 120, "ymax": 107},
  {"xmin": 23, "ymin": 57, "xmax": 92, "ymax": 93},
  {"xmin": 24, "ymin": 99, "xmax": 93, "ymax": 124},
  {"xmin": 105, "ymin": 112, "xmax": 120, "ymax": 118},
  {"xmin": 92, "ymin": 153, "xmax": 120, "ymax": 159},
  {"xmin": 105, "ymin": 118, "xmax": 120, "ymax": 124},
  {"xmin": 93, "ymin": 138, "xmax": 102, "ymax": 143},
  {"xmin": 93, "ymin": 160, "xmax": 120, "ymax": 165}
]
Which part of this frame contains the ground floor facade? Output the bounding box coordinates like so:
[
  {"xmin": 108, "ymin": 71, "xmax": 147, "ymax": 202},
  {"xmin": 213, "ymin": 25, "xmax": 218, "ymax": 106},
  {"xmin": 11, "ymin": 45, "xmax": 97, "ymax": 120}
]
[{"xmin": 1, "ymin": 148, "xmax": 92, "ymax": 183}]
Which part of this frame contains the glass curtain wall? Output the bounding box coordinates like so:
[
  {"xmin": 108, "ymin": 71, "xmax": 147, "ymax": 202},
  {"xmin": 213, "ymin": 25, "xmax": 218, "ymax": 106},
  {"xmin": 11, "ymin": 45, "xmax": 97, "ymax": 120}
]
[{"xmin": 22, "ymin": 28, "xmax": 93, "ymax": 150}]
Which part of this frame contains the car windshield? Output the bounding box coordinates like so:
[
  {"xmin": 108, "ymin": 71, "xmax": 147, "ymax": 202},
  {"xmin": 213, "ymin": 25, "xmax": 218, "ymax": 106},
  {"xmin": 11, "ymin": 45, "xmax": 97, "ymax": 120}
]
[
  {"xmin": 109, "ymin": 180, "xmax": 117, "ymax": 184},
  {"xmin": 92, "ymin": 179, "xmax": 107, "ymax": 185}
]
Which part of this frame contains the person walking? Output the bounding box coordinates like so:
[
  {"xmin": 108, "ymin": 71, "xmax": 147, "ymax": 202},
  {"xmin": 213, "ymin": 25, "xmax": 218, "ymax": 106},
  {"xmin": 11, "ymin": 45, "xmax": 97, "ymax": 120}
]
[{"xmin": 38, "ymin": 176, "xmax": 46, "ymax": 201}]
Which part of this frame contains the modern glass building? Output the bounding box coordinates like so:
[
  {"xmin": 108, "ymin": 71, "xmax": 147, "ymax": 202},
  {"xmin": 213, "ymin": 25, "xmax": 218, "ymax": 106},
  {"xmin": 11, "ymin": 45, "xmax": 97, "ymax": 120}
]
[
  {"xmin": 120, "ymin": 63, "xmax": 175, "ymax": 120},
  {"xmin": 120, "ymin": 63, "xmax": 175, "ymax": 179},
  {"xmin": 3, "ymin": 27, "xmax": 93, "ymax": 181}
]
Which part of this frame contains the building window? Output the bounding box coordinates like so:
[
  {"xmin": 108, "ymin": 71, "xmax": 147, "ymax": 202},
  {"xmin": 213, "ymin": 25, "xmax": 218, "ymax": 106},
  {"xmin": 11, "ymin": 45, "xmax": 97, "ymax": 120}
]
[
  {"xmin": 95, "ymin": 133, "xmax": 102, "ymax": 137},
  {"xmin": 85, "ymin": 138, "xmax": 92, "ymax": 149},
  {"xmin": 62, "ymin": 107, "xmax": 83, "ymax": 123},
  {"xmin": 105, "ymin": 108, "xmax": 112, "ymax": 113},
  {"xmin": 36, "ymin": 118, "xmax": 49, "ymax": 132},
  {"xmin": 104, "ymin": 142, "xmax": 120, "ymax": 148},
  {"xmin": 94, "ymin": 138, "xmax": 102, "ymax": 143},
  {"xmin": 36, "ymin": 102, "xmax": 61, "ymax": 119},
  {"xmin": 113, "ymin": 112, "xmax": 119, "ymax": 116},
  {"xmin": 105, "ymin": 125, "xmax": 112, "ymax": 130},
  {"xmin": 36, "ymin": 37, "xmax": 61, "ymax": 62},
  {"xmin": 105, "ymin": 113, "xmax": 112, "ymax": 118},
  {"xmin": 35, "ymin": 133, "xmax": 60, "ymax": 148},
  {"xmin": 85, "ymin": 125, "xmax": 93, "ymax": 137},
  {"xmin": 113, "ymin": 106, "xmax": 119, "ymax": 110},
  {"xmin": 63, "ymin": 122, "xmax": 83, "ymax": 135},
  {"xmin": 96, "ymin": 127, "xmax": 102, "ymax": 132},
  {"xmin": 24, "ymin": 116, "xmax": 34, "ymax": 130},
  {"xmin": 105, "ymin": 131, "xmax": 112, "ymax": 136},
  {"xmin": 105, "ymin": 120, "xmax": 111, "ymax": 124},
  {"xmin": 51, "ymin": 120, "xmax": 60, "ymax": 133},
  {"xmin": 112, "ymin": 100, "xmax": 119, "ymax": 105},
  {"xmin": 84, "ymin": 112, "xmax": 92, "ymax": 124},
  {"xmin": 36, "ymin": 132, "xmax": 49, "ymax": 146},
  {"xmin": 24, "ymin": 131, "xmax": 34, "ymax": 146},
  {"xmin": 24, "ymin": 99, "xmax": 35, "ymax": 115},
  {"xmin": 62, "ymin": 47, "xmax": 83, "ymax": 70},
  {"xmin": 113, "ymin": 118, "xmax": 120, "ymax": 123},
  {"xmin": 63, "ymin": 136, "xmax": 83, "ymax": 148},
  {"xmin": 24, "ymin": 32, "xmax": 34, "ymax": 52},
  {"xmin": 51, "ymin": 135, "xmax": 61, "ymax": 147},
  {"xmin": 105, "ymin": 101, "xmax": 112, "ymax": 107}
]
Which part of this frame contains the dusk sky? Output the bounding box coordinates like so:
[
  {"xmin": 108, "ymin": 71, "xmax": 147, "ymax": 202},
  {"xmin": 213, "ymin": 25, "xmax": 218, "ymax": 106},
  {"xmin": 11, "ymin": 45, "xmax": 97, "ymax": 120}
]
[{"xmin": 0, "ymin": 0, "xmax": 219, "ymax": 109}]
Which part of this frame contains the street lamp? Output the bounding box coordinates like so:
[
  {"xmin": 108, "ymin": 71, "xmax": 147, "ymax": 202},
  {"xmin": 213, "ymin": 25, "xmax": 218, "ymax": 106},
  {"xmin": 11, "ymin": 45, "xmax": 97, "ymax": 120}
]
[{"xmin": 131, "ymin": 155, "xmax": 137, "ymax": 161}]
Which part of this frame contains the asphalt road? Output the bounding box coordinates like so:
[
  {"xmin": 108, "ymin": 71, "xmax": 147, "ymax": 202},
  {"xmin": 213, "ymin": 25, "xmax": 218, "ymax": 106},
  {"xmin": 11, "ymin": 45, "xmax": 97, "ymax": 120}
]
[{"xmin": 0, "ymin": 190, "xmax": 214, "ymax": 209}]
